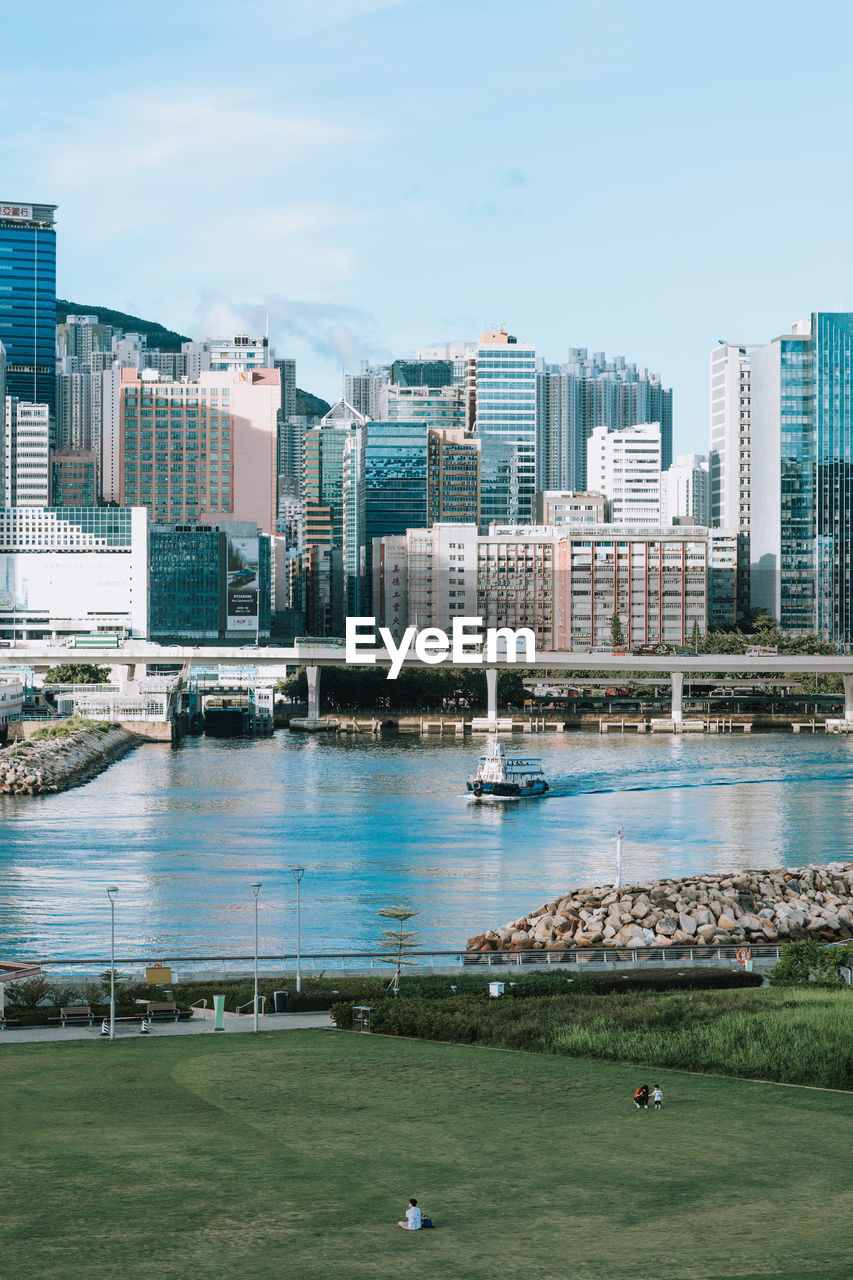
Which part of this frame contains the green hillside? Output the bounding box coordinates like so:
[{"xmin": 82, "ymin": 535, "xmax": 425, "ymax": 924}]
[{"xmin": 56, "ymin": 299, "xmax": 190, "ymax": 351}]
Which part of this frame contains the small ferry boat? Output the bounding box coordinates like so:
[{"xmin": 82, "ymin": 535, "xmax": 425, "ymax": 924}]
[{"xmin": 466, "ymin": 739, "xmax": 550, "ymax": 799}]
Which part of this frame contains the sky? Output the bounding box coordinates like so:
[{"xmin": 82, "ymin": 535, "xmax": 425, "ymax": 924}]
[{"xmin": 3, "ymin": 0, "xmax": 853, "ymax": 452}]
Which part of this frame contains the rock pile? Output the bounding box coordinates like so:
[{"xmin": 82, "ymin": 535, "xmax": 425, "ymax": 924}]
[
  {"xmin": 468, "ymin": 862, "xmax": 853, "ymax": 952},
  {"xmin": 0, "ymin": 726, "xmax": 139, "ymax": 795}
]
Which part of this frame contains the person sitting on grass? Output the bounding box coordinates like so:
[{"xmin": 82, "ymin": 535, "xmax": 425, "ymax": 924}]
[
  {"xmin": 633, "ymin": 1084, "xmax": 649, "ymax": 1109},
  {"xmin": 398, "ymin": 1199, "xmax": 422, "ymax": 1230}
]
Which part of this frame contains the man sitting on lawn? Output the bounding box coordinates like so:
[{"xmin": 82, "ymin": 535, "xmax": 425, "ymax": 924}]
[{"xmin": 398, "ymin": 1199, "xmax": 421, "ymax": 1230}]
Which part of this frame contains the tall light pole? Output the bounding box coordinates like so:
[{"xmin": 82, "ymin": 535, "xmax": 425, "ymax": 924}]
[
  {"xmin": 291, "ymin": 866, "xmax": 305, "ymax": 993},
  {"xmin": 615, "ymin": 830, "xmax": 623, "ymax": 892},
  {"xmin": 106, "ymin": 886, "xmax": 119, "ymax": 1041},
  {"xmin": 251, "ymin": 882, "xmax": 262, "ymax": 1032}
]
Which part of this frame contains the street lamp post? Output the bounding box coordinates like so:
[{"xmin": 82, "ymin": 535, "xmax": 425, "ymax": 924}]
[
  {"xmin": 106, "ymin": 886, "xmax": 119, "ymax": 1041},
  {"xmin": 291, "ymin": 867, "xmax": 305, "ymax": 993},
  {"xmin": 251, "ymin": 882, "xmax": 262, "ymax": 1032},
  {"xmin": 615, "ymin": 830, "xmax": 623, "ymax": 892}
]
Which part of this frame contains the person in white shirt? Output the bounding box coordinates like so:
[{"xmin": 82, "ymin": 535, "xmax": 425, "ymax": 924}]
[
  {"xmin": 652, "ymin": 1085, "xmax": 663, "ymax": 1110},
  {"xmin": 398, "ymin": 1199, "xmax": 422, "ymax": 1230}
]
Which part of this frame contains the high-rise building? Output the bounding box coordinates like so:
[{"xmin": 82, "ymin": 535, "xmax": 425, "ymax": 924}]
[
  {"xmin": 344, "ymin": 361, "xmax": 391, "ymax": 419},
  {"xmin": 148, "ymin": 520, "xmax": 271, "ymax": 643},
  {"xmin": 391, "ymin": 358, "xmax": 455, "ymax": 388},
  {"xmin": 343, "ymin": 420, "xmax": 428, "ymax": 611},
  {"xmin": 0, "ymin": 202, "xmax": 57, "ymax": 417},
  {"xmin": 275, "ymin": 357, "xmax": 296, "ymax": 419},
  {"xmin": 55, "ymin": 369, "xmax": 92, "ymax": 451},
  {"xmin": 4, "ymin": 400, "xmax": 51, "ymax": 506},
  {"xmin": 537, "ymin": 348, "xmax": 673, "ymax": 492},
  {"xmin": 372, "ymin": 522, "xmax": 736, "ymax": 650},
  {"xmin": 379, "ymin": 384, "xmax": 467, "ymax": 431},
  {"xmin": 587, "ymin": 423, "xmax": 662, "ymax": 525},
  {"xmin": 302, "ymin": 403, "xmax": 365, "ymax": 547},
  {"xmin": 115, "ymin": 366, "xmax": 279, "ymax": 530},
  {"xmin": 183, "ymin": 334, "xmax": 274, "ymax": 374},
  {"xmin": 709, "ymin": 342, "xmax": 753, "ymax": 532},
  {"xmin": 748, "ymin": 313, "xmax": 853, "ymax": 639},
  {"xmin": 427, "ymin": 429, "xmax": 480, "ymax": 525},
  {"xmin": 475, "ymin": 329, "xmax": 536, "ymax": 528},
  {"xmin": 51, "ymin": 447, "xmax": 96, "ymax": 507},
  {"xmin": 662, "ymin": 454, "xmax": 710, "ymax": 527}
]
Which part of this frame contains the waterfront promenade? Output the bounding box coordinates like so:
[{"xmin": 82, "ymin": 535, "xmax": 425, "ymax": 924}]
[{"xmin": 0, "ymin": 1010, "xmax": 333, "ymax": 1043}]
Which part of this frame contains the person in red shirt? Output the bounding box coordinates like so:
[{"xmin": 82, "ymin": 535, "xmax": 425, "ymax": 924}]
[{"xmin": 633, "ymin": 1084, "xmax": 650, "ymax": 1109}]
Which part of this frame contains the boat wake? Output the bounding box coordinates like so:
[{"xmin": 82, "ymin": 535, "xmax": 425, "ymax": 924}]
[{"xmin": 545, "ymin": 768, "xmax": 853, "ymax": 800}]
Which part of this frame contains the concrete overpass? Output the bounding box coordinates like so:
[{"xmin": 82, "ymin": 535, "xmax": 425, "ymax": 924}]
[{"xmin": 3, "ymin": 641, "xmax": 853, "ymax": 726}]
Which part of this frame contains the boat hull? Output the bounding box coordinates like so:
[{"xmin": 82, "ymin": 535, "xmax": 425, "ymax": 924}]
[{"xmin": 466, "ymin": 780, "xmax": 549, "ymax": 799}]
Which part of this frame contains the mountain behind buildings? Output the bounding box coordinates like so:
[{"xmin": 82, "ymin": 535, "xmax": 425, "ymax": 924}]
[{"xmin": 55, "ymin": 299, "xmax": 331, "ymax": 417}]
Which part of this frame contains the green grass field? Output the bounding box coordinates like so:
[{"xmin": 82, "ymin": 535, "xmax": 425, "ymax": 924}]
[{"xmin": 2, "ymin": 1030, "xmax": 851, "ymax": 1280}]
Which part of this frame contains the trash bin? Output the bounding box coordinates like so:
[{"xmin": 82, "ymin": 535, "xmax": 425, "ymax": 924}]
[
  {"xmin": 488, "ymin": 982, "xmax": 505, "ymax": 998},
  {"xmin": 353, "ymin": 1005, "xmax": 373, "ymax": 1032},
  {"xmin": 274, "ymin": 990, "xmax": 289, "ymax": 1013}
]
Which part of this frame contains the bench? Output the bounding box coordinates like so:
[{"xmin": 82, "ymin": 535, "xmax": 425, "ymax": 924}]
[
  {"xmin": 146, "ymin": 1001, "xmax": 181, "ymax": 1022},
  {"xmin": 58, "ymin": 1005, "xmax": 98, "ymax": 1027}
]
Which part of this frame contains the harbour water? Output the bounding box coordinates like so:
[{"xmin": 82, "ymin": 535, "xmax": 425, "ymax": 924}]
[{"xmin": 2, "ymin": 730, "xmax": 853, "ymax": 962}]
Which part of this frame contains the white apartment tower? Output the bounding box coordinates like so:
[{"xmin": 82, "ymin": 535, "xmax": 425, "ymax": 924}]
[
  {"xmin": 709, "ymin": 343, "xmax": 753, "ymax": 531},
  {"xmin": 4, "ymin": 400, "xmax": 51, "ymax": 506},
  {"xmin": 586, "ymin": 423, "xmax": 662, "ymax": 525},
  {"xmin": 662, "ymin": 454, "xmax": 710, "ymax": 526}
]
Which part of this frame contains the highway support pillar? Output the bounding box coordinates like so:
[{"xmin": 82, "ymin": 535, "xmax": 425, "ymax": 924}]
[
  {"xmin": 306, "ymin": 666, "xmax": 321, "ymax": 720},
  {"xmin": 844, "ymin": 673, "xmax": 853, "ymax": 722},
  {"xmin": 486, "ymin": 668, "xmax": 498, "ymax": 723},
  {"xmin": 670, "ymin": 671, "xmax": 684, "ymax": 728}
]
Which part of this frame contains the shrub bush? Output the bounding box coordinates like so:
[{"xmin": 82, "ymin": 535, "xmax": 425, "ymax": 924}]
[{"xmin": 767, "ymin": 939, "xmax": 853, "ymax": 986}]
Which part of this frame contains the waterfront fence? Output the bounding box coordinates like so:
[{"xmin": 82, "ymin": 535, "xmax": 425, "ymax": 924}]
[{"xmin": 34, "ymin": 944, "xmax": 786, "ymax": 984}]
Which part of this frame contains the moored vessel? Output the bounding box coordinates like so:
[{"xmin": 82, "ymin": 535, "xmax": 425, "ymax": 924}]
[{"xmin": 466, "ymin": 739, "xmax": 549, "ymax": 799}]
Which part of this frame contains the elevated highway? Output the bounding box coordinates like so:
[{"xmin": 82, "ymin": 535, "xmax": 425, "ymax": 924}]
[{"xmin": 2, "ymin": 641, "xmax": 853, "ymax": 725}]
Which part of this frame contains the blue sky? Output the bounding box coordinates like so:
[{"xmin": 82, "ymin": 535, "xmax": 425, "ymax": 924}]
[{"xmin": 3, "ymin": 0, "xmax": 853, "ymax": 450}]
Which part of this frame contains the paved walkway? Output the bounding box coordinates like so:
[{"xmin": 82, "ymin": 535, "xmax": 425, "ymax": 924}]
[{"xmin": 0, "ymin": 1010, "xmax": 333, "ymax": 1044}]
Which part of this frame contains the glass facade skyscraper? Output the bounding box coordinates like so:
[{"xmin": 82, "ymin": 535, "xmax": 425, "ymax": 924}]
[
  {"xmin": 343, "ymin": 420, "xmax": 428, "ymax": 610},
  {"xmin": 814, "ymin": 313, "xmax": 853, "ymax": 642},
  {"xmin": 748, "ymin": 313, "xmax": 853, "ymax": 641},
  {"xmin": 0, "ymin": 202, "xmax": 57, "ymax": 416},
  {"xmin": 475, "ymin": 331, "xmax": 536, "ymax": 528}
]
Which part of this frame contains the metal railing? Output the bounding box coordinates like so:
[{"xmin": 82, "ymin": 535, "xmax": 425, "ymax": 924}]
[
  {"xmin": 235, "ymin": 995, "xmax": 266, "ymax": 1015},
  {"xmin": 32, "ymin": 943, "xmax": 788, "ymax": 982}
]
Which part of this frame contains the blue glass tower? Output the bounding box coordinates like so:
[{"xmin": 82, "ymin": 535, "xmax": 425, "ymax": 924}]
[
  {"xmin": 343, "ymin": 420, "xmax": 428, "ymax": 611},
  {"xmin": 750, "ymin": 312, "xmax": 853, "ymax": 642},
  {"xmin": 0, "ymin": 202, "xmax": 57, "ymax": 416}
]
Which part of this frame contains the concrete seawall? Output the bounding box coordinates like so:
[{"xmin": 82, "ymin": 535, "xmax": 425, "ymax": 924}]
[
  {"xmin": 0, "ymin": 726, "xmax": 141, "ymax": 795},
  {"xmin": 469, "ymin": 862, "xmax": 853, "ymax": 952}
]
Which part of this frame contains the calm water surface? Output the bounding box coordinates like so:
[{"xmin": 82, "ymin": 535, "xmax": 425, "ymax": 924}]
[{"xmin": 2, "ymin": 730, "xmax": 853, "ymax": 960}]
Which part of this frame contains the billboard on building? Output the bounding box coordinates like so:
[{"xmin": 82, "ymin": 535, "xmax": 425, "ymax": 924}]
[{"xmin": 226, "ymin": 534, "xmax": 259, "ymax": 632}]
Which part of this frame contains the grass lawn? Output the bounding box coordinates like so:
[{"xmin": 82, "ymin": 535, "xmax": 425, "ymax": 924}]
[{"xmin": 2, "ymin": 1029, "xmax": 851, "ymax": 1280}]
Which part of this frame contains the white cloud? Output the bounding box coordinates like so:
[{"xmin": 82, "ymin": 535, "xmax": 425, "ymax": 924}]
[
  {"xmin": 46, "ymin": 94, "xmax": 367, "ymax": 189},
  {"xmin": 193, "ymin": 289, "xmax": 379, "ymax": 368}
]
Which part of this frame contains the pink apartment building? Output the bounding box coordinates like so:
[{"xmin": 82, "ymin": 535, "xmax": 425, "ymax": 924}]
[{"xmin": 113, "ymin": 366, "xmax": 279, "ymax": 531}]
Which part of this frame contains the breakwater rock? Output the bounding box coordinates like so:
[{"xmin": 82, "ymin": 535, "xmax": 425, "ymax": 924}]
[
  {"xmin": 0, "ymin": 725, "xmax": 140, "ymax": 795},
  {"xmin": 468, "ymin": 862, "xmax": 853, "ymax": 951}
]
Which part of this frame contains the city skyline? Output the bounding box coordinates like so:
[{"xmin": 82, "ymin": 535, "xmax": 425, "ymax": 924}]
[{"xmin": 6, "ymin": 0, "xmax": 853, "ymax": 453}]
